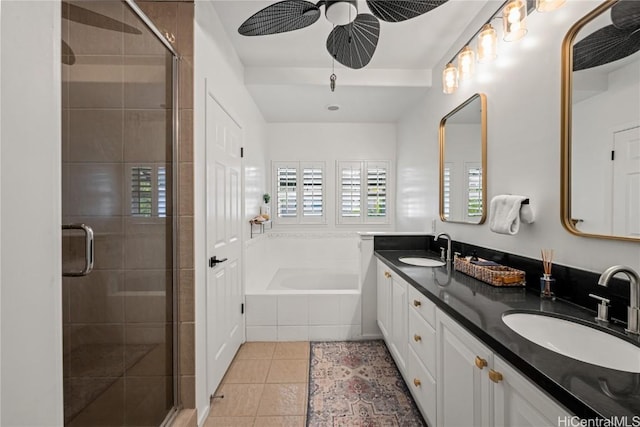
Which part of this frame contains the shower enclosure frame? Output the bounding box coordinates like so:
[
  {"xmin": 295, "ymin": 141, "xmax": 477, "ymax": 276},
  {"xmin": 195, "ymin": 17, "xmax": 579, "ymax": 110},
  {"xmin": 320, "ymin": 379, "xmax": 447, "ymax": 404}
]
[
  {"xmin": 62, "ymin": 1, "xmax": 181, "ymax": 424},
  {"xmin": 124, "ymin": 1, "xmax": 181, "ymax": 424}
]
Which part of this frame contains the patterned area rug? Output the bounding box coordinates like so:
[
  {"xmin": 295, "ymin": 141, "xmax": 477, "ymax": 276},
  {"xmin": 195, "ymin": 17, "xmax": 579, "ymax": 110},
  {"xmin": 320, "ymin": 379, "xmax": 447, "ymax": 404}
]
[{"xmin": 307, "ymin": 340, "xmax": 426, "ymax": 426}]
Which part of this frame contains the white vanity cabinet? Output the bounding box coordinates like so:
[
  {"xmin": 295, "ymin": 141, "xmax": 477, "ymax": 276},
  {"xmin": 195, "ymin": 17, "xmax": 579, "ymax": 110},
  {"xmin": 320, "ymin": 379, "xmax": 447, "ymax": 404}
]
[
  {"xmin": 492, "ymin": 356, "xmax": 570, "ymax": 427},
  {"xmin": 376, "ymin": 260, "xmax": 408, "ymax": 370},
  {"xmin": 376, "ymin": 260, "xmax": 392, "ymax": 340},
  {"xmin": 375, "ymin": 260, "xmax": 571, "ymax": 426},
  {"xmin": 436, "ymin": 309, "xmax": 493, "ymax": 427},
  {"xmin": 406, "ymin": 286, "xmax": 437, "ymax": 426},
  {"xmin": 436, "ymin": 309, "xmax": 571, "ymax": 427}
]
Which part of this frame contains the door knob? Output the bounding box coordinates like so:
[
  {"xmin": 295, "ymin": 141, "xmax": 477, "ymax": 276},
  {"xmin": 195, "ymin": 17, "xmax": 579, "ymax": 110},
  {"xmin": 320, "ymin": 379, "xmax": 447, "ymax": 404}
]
[
  {"xmin": 413, "ymin": 378, "xmax": 421, "ymax": 387},
  {"xmin": 209, "ymin": 256, "xmax": 228, "ymax": 268},
  {"xmin": 413, "ymin": 299, "xmax": 422, "ymax": 307},
  {"xmin": 413, "ymin": 334, "xmax": 422, "ymax": 342},
  {"xmin": 384, "ymin": 271, "xmax": 391, "ymax": 278}
]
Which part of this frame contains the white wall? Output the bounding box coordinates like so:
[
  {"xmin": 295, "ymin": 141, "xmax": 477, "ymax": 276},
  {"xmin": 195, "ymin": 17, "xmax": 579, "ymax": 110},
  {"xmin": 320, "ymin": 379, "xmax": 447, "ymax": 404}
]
[
  {"xmin": 267, "ymin": 122, "xmax": 396, "ymax": 232},
  {"xmin": 194, "ymin": 1, "xmax": 268, "ymax": 423},
  {"xmin": 572, "ymin": 60, "xmax": 640, "ymax": 234},
  {"xmin": 0, "ymin": 1, "xmax": 63, "ymax": 425},
  {"xmin": 396, "ymin": 0, "xmax": 640, "ymax": 274}
]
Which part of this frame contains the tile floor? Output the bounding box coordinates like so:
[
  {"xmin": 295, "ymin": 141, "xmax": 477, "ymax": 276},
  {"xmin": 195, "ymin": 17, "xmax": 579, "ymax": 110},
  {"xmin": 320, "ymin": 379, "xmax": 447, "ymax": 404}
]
[{"xmin": 205, "ymin": 342, "xmax": 310, "ymax": 427}]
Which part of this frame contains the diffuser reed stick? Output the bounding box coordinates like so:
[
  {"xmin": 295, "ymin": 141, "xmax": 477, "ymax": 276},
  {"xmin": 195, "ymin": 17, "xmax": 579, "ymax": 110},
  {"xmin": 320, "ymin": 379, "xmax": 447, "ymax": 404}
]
[
  {"xmin": 541, "ymin": 248, "xmax": 554, "ymax": 276},
  {"xmin": 540, "ymin": 248, "xmax": 555, "ymax": 299}
]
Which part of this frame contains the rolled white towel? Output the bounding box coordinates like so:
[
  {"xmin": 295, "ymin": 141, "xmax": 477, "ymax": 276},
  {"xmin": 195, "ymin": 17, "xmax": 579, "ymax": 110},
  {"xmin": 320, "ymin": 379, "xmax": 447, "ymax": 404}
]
[{"xmin": 489, "ymin": 195, "xmax": 529, "ymax": 235}]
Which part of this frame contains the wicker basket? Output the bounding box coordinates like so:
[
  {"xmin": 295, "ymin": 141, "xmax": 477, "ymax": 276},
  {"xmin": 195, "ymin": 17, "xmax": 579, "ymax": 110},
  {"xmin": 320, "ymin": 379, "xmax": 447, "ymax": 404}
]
[{"xmin": 454, "ymin": 257, "xmax": 525, "ymax": 287}]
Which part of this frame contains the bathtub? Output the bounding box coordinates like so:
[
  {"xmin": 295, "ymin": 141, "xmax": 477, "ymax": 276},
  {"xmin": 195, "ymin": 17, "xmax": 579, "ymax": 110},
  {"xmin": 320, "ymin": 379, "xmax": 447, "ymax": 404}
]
[{"xmin": 245, "ymin": 233, "xmax": 363, "ymax": 341}]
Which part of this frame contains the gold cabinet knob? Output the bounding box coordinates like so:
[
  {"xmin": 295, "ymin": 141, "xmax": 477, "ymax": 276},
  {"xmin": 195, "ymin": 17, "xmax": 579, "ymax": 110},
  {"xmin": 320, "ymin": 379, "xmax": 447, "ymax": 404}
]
[
  {"xmin": 475, "ymin": 356, "xmax": 488, "ymax": 370},
  {"xmin": 413, "ymin": 334, "xmax": 422, "ymax": 342},
  {"xmin": 489, "ymin": 369, "xmax": 503, "ymax": 383},
  {"xmin": 413, "ymin": 378, "xmax": 422, "ymax": 387},
  {"xmin": 384, "ymin": 271, "xmax": 391, "ymax": 279},
  {"xmin": 413, "ymin": 299, "xmax": 422, "ymax": 307}
]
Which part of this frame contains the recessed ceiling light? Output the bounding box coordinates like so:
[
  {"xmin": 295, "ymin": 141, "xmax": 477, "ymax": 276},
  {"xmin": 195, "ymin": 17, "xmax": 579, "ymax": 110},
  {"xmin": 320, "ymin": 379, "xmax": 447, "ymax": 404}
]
[{"xmin": 327, "ymin": 104, "xmax": 340, "ymax": 111}]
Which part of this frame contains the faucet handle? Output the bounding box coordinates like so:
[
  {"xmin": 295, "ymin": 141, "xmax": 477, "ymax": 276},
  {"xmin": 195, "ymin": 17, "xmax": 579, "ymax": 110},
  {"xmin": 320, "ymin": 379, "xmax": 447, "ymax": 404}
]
[
  {"xmin": 440, "ymin": 247, "xmax": 446, "ymax": 261},
  {"xmin": 589, "ymin": 294, "xmax": 610, "ymax": 322}
]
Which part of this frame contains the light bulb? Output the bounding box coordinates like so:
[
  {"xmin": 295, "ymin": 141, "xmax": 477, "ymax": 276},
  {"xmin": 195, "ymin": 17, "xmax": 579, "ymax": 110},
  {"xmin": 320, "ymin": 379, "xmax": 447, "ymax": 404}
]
[
  {"xmin": 536, "ymin": 0, "xmax": 566, "ymax": 12},
  {"xmin": 442, "ymin": 63, "xmax": 458, "ymax": 94},
  {"xmin": 503, "ymin": 0, "xmax": 527, "ymax": 42},
  {"xmin": 477, "ymin": 24, "xmax": 497, "ymax": 62},
  {"xmin": 457, "ymin": 46, "xmax": 475, "ymax": 81}
]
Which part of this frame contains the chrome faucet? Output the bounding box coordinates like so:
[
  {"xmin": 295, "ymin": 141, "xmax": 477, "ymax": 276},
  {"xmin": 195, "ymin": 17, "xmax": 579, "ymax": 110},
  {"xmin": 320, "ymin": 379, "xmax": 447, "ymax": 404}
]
[
  {"xmin": 434, "ymin": 232, "xmax": 452, "ymax": 263},
  {"xmin": 598, "ymin": 265, "xmax": 640, "ymax": 335}
]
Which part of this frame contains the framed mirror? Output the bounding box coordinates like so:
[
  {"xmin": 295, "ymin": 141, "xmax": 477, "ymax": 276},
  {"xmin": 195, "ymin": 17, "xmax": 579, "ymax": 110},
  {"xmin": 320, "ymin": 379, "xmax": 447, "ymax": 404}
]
[
  {"xmin": 439, "ymin": 93, "xmax": 487, "ymax": 224},
  {"xmin": 561, "ymin": 0, "xmax": 640, "ymax": 241}
]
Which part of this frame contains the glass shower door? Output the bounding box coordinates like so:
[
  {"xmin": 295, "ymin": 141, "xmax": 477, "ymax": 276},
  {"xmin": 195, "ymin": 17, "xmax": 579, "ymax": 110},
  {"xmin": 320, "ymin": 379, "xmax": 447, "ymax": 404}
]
[{"xmin": 61, "ymin": 1, "xmax": 176, "ymax": 425}]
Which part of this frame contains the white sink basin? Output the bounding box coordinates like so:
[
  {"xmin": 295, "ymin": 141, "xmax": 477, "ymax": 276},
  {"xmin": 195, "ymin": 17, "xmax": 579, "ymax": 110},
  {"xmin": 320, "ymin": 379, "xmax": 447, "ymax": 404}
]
[
  {"xmin": 398, "ymin": 257, "xmax": 445, "ymax": 267},
  {"xmin": 502, "ymin": 312, "xmax": 640, "ymax": 373}
]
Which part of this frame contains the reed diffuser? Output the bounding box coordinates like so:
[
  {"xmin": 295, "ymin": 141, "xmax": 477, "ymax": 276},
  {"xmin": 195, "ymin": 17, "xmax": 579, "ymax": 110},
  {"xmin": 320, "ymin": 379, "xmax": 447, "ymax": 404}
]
[{"xmin": 540, "ymin": 249, "xmax": 555, "ymax": 299}]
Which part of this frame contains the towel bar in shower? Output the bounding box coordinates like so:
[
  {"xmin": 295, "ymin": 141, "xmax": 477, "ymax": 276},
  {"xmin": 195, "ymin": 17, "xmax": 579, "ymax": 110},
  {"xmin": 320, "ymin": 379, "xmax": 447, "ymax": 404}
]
[{"xmin": 62, "ymin": 223, "xmax": 94, "ymax": 277}]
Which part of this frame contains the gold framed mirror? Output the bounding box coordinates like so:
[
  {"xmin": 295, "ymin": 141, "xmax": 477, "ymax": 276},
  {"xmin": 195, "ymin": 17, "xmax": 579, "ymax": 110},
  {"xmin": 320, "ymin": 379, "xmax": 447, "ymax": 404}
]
[
  {"xmin": 561, "ymin": 0, "xmax": 640, "ymax": 241},
  {"xmin": 439, "ymin": 93, "xmax": 487, "ymax": 224}
]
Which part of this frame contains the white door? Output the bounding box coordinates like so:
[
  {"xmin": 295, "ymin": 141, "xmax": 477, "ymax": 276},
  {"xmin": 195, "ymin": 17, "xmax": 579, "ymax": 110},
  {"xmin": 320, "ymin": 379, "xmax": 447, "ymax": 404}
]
[
  {"xmin": 376, "ymin": 260, "xmax": 391, "ymax": 339},
  {"xmin": 390, "ymin": 276, "xmax": 408, "ymax": 371},
  {"xmin": 205, "ymin": 90, "xmax": 244, "ymax": 397},
  {"xmin": 612, "ymin": 126, "xmax": 640, "ymax": 237}
]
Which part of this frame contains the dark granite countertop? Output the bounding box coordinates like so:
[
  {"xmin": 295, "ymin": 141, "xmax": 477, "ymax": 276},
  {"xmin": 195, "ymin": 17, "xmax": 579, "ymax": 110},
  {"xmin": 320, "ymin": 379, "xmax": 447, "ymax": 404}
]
[{"xmin": 375, "ymin": 249, "xmax": 640, "ymax": 420}]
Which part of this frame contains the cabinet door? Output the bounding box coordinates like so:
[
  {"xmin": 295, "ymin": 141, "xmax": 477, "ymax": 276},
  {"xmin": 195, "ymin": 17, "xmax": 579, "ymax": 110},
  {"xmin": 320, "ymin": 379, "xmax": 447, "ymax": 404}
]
[
  {"xmin": 436, "ymin": 310, "xmax": 492, "ymax": 427},
  {"xmin": 493, "ymin": 356, "xmax": 570, "ymax": 427},
  {"xmin": 376, "ymin": 260, "xmax": 392, "ymax": 339},
  {"xmin": 407, "ymin": 346, "xmax": 437, "ymax": 427},
  {"xmin": 390, "ymin": 276, "xmax": 408, "ymax": 370}
]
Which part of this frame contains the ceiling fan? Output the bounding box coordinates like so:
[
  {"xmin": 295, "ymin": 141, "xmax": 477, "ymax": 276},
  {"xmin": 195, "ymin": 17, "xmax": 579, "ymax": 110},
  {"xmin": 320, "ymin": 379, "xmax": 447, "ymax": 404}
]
[
  {"xmin": 238, "ymin": 0, "xmax": 449, "ymax": 69},
  {"xmin": 573, "ymin": 0, "xmax": 640, "ymax": 71}
]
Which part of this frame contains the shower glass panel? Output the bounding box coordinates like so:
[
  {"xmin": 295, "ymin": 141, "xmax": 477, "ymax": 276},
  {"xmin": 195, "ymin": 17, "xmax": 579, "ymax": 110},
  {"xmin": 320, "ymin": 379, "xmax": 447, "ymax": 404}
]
[{"xmin": 61, "ymin": 1, "xmax": 176, "ymax": 425}]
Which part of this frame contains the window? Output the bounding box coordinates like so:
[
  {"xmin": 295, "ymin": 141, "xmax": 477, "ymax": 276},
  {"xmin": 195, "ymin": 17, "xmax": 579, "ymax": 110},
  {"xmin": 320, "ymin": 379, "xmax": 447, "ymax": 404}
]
[
  {"xmin": 337, "ymin": 161, "xmax": 389, "ymax": 224},
  {"xmin": 466, "ymin": 163, "xmax": 482, "ymax": 219},
  {"xmin": 130, "ymin": 165, "xmax": 167, "ymax": 218},
  {"xmin": 273, "ymin": 161, "xmax": 325, "ymax": 223},
  {"xmin": 443, "ymin": 163, "xmax": 453, "ymax": 220}
]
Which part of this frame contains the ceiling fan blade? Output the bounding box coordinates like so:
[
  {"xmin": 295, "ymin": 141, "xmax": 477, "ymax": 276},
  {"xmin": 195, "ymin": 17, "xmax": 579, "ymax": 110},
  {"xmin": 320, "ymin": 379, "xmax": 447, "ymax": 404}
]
[
  {"xmin": 573, "ymin": 24, "xmax": 640, "ymax": 71},
  {"xmin": 611, "ymin": 0, "xmax": 640, "ymax": 31},
  {"xmin": 366, "ymin": 0, "xmax": 448, "ymax": 22},
  {"xmin": 62, "ymin": 2, "xmax": 142, "ymax": 35},
  {"xmin": 238, "ymin": 0, "xmax": 321, "ymax": 36},
  {"xmin": 326, "ymin": 13, "xmax": 380, "ymax": 69},
  {"xmin": 62, "ymin": 39, "xmax": 76, "ymax": 66}
]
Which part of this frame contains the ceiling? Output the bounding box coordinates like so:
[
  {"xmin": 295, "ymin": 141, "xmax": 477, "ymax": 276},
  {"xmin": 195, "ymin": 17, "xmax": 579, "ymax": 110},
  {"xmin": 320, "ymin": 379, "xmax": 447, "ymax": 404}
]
[{"xmin": 211, "ymin": 0, "xmax": 489, "ymax": 123}]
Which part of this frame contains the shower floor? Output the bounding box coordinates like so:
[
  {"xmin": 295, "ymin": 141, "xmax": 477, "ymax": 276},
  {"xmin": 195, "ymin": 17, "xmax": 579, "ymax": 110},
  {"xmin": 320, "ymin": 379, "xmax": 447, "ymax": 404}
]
[{"xmin": 64, "ymin": 343, "xmax": 158, "ymax": 425}]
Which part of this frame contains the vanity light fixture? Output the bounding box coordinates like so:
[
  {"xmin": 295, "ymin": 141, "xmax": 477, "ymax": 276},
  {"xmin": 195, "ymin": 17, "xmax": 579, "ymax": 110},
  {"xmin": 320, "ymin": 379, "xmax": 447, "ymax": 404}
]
[
  {"xmin": 536, "ymin": 0, "xmax": 566, "ymax": 13},
  {"xmin": 477, "ymin": 24, "xmax": 498, "ymax": 62},
  {"xmin": 442, "ymin": 63, "xmax": 459, "ymax": 94},
  {"xmin": 442, "ymin": 0, "xmax": 563, "ymax": 94},
  {"xmin": 458, "ymin": 46, "xmax": 476, "ymax": 81},
  {"xmin": 503, "ymin": 0, "xmax": 528, "ymax": 42}
]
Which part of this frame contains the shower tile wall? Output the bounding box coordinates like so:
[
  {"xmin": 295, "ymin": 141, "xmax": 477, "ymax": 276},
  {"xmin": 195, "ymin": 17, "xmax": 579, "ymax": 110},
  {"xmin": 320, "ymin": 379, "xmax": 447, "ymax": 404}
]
[{"xmin": 137, "ymin": 0, "xmax": 196, "ymax": 410}]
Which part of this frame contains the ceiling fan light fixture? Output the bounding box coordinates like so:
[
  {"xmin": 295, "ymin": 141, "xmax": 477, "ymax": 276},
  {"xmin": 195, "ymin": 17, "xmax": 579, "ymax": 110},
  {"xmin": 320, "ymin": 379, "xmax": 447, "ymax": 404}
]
[{"xmin": 325, "ymin": 0, "xmax": 358, "ymax": 26}]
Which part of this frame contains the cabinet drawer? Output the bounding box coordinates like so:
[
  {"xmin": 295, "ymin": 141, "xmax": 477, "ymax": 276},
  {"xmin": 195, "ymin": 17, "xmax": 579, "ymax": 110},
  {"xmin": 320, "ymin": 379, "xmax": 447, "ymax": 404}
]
[
  {"xmin": 407, "ymin": 346, "xmax": 436, "ymax": 427},
  {"xmin": 408, "ymin": 285, "xmax": 436, "ymax": 327},
  {"xmin": 409, "ymin": 307, "xmax": 436, "ymax": 376}
]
